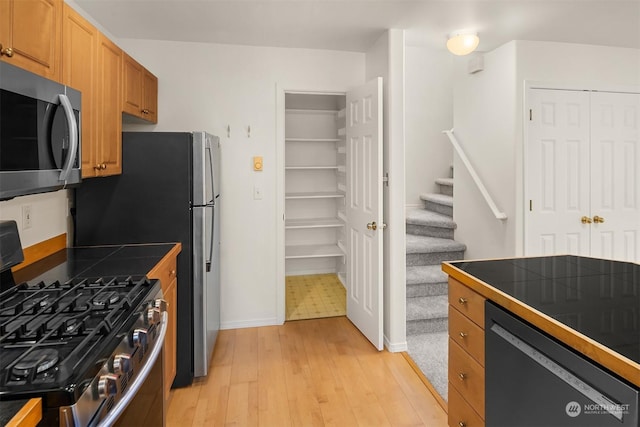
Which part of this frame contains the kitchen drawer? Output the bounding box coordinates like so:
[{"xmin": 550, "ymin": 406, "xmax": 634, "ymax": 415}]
[
  {"xmin": 449, "ymin": 338, "xmax": 485, "ymax": 418},
  {"xmin": 449, "ymin": 305, "xmax": 485, "ymax": 366},
  {"xmin": 449, "ymin": 278, "xmax": 485, "ymax": 327},
  {"xmin": 147, "ymin": 252, "xmax": 177, "ymax": 293},
  {"xmin": 448, "ymin": 385, "xmax": 484, "ymax": 427}
]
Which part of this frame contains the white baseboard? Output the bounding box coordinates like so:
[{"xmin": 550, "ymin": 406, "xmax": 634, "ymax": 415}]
[
  {"xmin": 221, "ymin": 317, "xmax": 280, "ymax": 330},
  {"xmin": 384, "ymin": 335, "xmax": 408, "ymax": 352},
  {"xmin": 285, "ymin": 268, "xmax": 338, "ymax": 276}
]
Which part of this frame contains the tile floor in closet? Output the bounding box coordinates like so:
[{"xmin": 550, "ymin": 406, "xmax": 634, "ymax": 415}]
[{"xmin": 285, "ymin": 274, "xmax": 346, "ymax": 321}]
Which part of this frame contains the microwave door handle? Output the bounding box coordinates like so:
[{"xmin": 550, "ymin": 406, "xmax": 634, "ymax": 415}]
[{"xmin": 57, "ymin": 94, "xmax": 78, "ymax": 182}]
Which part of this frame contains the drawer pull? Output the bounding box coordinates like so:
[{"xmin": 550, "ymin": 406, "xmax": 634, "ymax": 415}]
[
  {"xmin": 458, "ymin": 297, "xmax": 468, "ymax": 305},
  {"xmin": 459, "ymin": 332, "xmax": 468, "ymax": 338},
  {"xmin": 458, "ymin": 372, "xmax": 467, "ymax": 381},
  {"xmin": 458, "ymin": 422, "xmax": 466, "ymax": 427},
  {"xmin": 170, "ymin": 269, "xmax": 176, "ymax": 276}
]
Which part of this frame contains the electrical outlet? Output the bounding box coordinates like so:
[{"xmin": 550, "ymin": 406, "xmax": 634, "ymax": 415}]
[{"xmin": 22, "ymin": 204, "xmax": 33, "ymax": 230}]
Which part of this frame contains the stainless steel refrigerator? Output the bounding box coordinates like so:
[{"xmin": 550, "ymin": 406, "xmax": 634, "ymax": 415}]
[{"xmin": 74, "ymin": 131, "xmax": 221, "ymax": 386}]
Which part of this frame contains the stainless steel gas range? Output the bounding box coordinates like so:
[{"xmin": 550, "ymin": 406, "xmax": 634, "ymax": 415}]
[{"xmin": 0, "ymin": 221, "xmax": 167, "ymax": 426}]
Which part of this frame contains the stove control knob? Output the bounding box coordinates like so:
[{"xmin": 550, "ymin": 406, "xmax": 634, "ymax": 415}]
[
  {"xmin": 147, "ymin": 307, "xmax": 161, "ymax": 326},
  {"xmin": 97, "ymin": 374, "xmax": 118, "ymax": 399},
  {"xmin": 132, "ymin": 328, "xmax": 148, "ymax": 349},
  {"xmin": 154, "ymin": 298, "xmax": 167, "ymax": 312},
  {"xmin": 113, "ymin": 353, "xmax": 132, "ymax": 376}
]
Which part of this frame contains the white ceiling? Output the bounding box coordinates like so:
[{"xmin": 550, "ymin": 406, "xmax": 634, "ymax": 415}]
[{"xmin": 75, "ymin": 0, "xmax": 640, "ymax": 53}]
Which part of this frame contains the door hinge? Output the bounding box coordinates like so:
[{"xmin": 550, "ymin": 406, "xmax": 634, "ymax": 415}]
[
  {"xmin": 529, "ymin": 109, "xmax": 532, "ymax": 121},
  {"xmin": 383, "ymin": 172, "xmax": 389, "ymax": 186}
]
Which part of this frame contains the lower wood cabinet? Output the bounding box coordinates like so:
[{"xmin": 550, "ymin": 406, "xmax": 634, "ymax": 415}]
[
  {"xmin": 448, "ymin": 278, "xmax": 486, "ymax": 427},
  {"xmin": 147, "ymin": 245, "xmax": 180, "ymax": 403}
]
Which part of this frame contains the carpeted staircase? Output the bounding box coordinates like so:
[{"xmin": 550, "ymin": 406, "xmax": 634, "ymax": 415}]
[{"xmin": 406, "ymin": 166, "xmax": 466, "ymax": 401}]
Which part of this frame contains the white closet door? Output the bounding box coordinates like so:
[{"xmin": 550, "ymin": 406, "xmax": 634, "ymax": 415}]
[
  {"xmin": 346, "ymin": 77, "xmax": 383, "ymax": 350},
  {"xmin": 526, "ymin": 89, "xmax": 591, "ymax": 256},
  {"xmin": 590, "ymin": 92, "xmax": 640, "ymax": 262}
]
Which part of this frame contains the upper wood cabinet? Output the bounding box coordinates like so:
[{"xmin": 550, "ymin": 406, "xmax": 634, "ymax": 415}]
[
  {"xmin": 96, "ymin": 33, "xmax": 122, "ymax": 176},
  {"xmin": 0, "ymin": 0, "xmax": 62, "ymax": 81},
  {"xmin": 62, "ymin": 4, "xmax": 98, "ymax": 178},
  {"xmin": 123, "ymin": 52, "xmax": 158, "ymax": 123}
]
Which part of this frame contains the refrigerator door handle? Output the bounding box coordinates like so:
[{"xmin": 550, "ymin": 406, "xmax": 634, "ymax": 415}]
[{"xmin": 206, "ymin": 140, "xmax": 216, "ymax": 205}]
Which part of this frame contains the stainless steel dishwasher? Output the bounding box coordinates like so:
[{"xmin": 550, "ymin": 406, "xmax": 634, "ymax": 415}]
[{"xmin": 485, "ymin": 301, "xmax": 639, "ymax": 427}]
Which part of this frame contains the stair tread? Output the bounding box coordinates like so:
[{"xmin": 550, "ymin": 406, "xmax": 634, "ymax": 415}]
[
  {"xmin": 406, "ymin": 295, "xmax": 449, "ymax": 321},
  {"xmin": 406, "ymin": 208, "xmax": 456, "ymax": 229},
  {"xmin": 420, "ymin": 193, "xmax": 453, "ymax": 206},
  {"xmin": 406, "ymin": 265, "xmax": 448, "ymax": 285},
  {"xmin": 435, "ymin": 177, "xmax": 453, "ymax": 186},
  {"xmin": 406, "ymin": 235, "xmax": 466, "ymax": 254}
]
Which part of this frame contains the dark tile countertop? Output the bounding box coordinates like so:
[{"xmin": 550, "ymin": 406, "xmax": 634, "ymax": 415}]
[
  {"xmin": 0, "ymin": 399, "xmax": 30, "ymax": 426},
  {"xmin": 12, "ymin": 243, "xmax": 177, "ymax": 285}
]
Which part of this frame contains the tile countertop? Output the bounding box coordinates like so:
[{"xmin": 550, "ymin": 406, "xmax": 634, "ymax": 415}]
[
  {"xmin": 13, "ymin": 243, "xmax": 178, "ymax": 285},
  {"xmin": 442, "ymin": 255, "xmax": 640, "ymax": 388}
]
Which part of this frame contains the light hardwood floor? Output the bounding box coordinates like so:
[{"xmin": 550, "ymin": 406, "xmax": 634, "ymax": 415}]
[{"xmin": 167, "ymin": 316, "xmax": 448, "ymax": 426}]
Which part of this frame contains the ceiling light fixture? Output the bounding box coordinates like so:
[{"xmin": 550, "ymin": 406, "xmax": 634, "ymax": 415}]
[{"xmin": 446, "ymin": 30, "xmax": 480, "ymax": 56}]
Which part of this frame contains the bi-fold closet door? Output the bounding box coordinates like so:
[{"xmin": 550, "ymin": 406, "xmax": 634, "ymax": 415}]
[{"xmin": 526, "ymin": 88, "xmax": 640, "ymax": 262}]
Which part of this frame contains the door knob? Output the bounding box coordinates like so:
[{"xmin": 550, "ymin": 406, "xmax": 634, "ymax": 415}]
[
  {"xmin": 581, "ymin": 216, "xmax": 592, "ymax": 224},
  {"xmin": 366, "ymin": 221, "xmax": 377, "ymax": 230},
  {"xmin": 593, "ymin": 215, "xmax": 605, "ymax": 223},
  {"xmin": 0, "ymin": 44, "xmax": 13, "ymax": 57}
]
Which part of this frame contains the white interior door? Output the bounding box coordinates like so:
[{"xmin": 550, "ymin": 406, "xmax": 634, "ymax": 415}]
[
  {"xmin": 346, "ymin": 77, "xmax": 383, "ymax": 350},
  {"xmin": 526, "ymin": 88, "xmax": 591, "ymax": 256},
  {"xmin": 590, "ymin": 92, "xmax": 640, "ymax": 262}
]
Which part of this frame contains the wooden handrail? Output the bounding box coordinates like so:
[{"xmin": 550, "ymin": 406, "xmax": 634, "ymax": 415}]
[{"xmin": 442, "ymin": 129, "xmax": 507, "ymax": 220}]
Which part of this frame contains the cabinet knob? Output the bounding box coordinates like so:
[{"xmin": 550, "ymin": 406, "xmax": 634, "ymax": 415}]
[
  {"xmin": 142, "ymin": 109, "xmax": 149, "ymax": 114},
  {"xmin": 0, "ymin": 44, "xmax": 13, "ymax": 57},
  {"xmin": 593, "ymin": 215, "xmax": 605, "ymax": 224},
  {"xmin": 459, "ymin": 332, "xmax": 468, "ymax": 338},
  {"xmin": 94, "ymin": 164, "xmax": 101, "ymax": 170},
  {"xmin": 458, "ymin": 297, "xmax": 468, "ymax": 305},
  {"xmin": 458, "ymin": 372, "xmax": 467, "ymax": 381},
  {"xmin": 458, "ymin": 422, "xmax": 466, "ymax": 427},
  {"xmin": 101, "ymin": 163, "xmax": 107, "ymax": 170},
  {"xmin": 581, "ymin": 215, "xmax": 592, "ymax": 224},
  {"xmin": 170, "ymin": 269, "xmax": 176, "ymax": 276}
]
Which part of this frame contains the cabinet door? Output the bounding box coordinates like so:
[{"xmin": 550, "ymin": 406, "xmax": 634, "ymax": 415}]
[
  {"xmin": 122, "ymin": 52, "xmax": 143, "ymax": 117},
  {"xmin": 96, "ymin": 33, "xmax": 122, "ymax": 176},
  {"xmin": 164, "ymin": 278, "xmax": 177, "ymax": 399},
  {"xmin": 142, "ymin": 69, "xmax": 158, "ymax": 123},
  {"xmin": 62, "ymin": 5, "xmax": 98, "ymax": 177},
  {"xmin": 0, "ymin": 0, "xmax": 61, "ymax": 81}
]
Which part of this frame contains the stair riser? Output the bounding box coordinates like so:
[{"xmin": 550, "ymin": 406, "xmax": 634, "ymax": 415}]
[
  {"xmin": 407, "ymin": 318, "xmax": 448, "ymax": 335},
  {"xmin": 424, "ymin": 201, "xmax": 453, "ymax": 217},
  {"xmin": 438, "ymin": 184, "xmax": 453, "ymax": 197},
  {"xmin": 406, "ymin": 250, "xmax": 465, "ymax": 266},
  {"xmin": 406, "ymin": 223, "xmax": 454, "ymax": 239},
  {"xmin": 407, "ymin": 282, "xmax": 448, "ymax": 298}
]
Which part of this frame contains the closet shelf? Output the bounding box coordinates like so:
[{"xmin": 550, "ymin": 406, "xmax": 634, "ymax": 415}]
[
  {"xmin": 285, "ymin": 244, "xmax": 345, "ymax": 259},
  {"xmin": 285, "ymin": 108, "xmax": 339, "ymax": 115},
  {"xmin": 286, "ymin": 191, "xmax": 345, "ymax": 199},
  {"xmin": 285, "ymin": 138, "xmax": 341, "ymax": 143},
  {"xmin": 285, "ymin": 165, "xmax": 339, "ymax": 170},
  {"xmin": 285, "ymin": 217, "xmax": 344, "ymax": 229}
]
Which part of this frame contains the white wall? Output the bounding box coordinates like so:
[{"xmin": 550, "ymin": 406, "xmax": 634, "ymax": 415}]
[
  {"xmin": 405, "ymin": 45, "xmax": 454, "ymax": 206},
  {"xmin": 453, "ymin": 41, "xmax": 640, "ymax": 260},
  {"xmin": 118, "ymin": 38, "xmax": 365, "ymax": 329},
  {"xmin": 0, "ymin": 191, "xmax": 70, "ymax": 248}
]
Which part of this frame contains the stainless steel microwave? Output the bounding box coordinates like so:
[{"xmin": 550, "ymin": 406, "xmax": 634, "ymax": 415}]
[{"xmin": 0, "ymin": 61, "xmax": 81, "ymax": 200}]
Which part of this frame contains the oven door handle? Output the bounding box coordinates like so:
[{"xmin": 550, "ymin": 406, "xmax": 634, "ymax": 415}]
[
  {"xmin": 57, "ymin": 93, "xmax": 78, "ymax": 183},
  {"xmin": 97, "ymin": 312, "xmax": 167, "ymax": 427}
]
